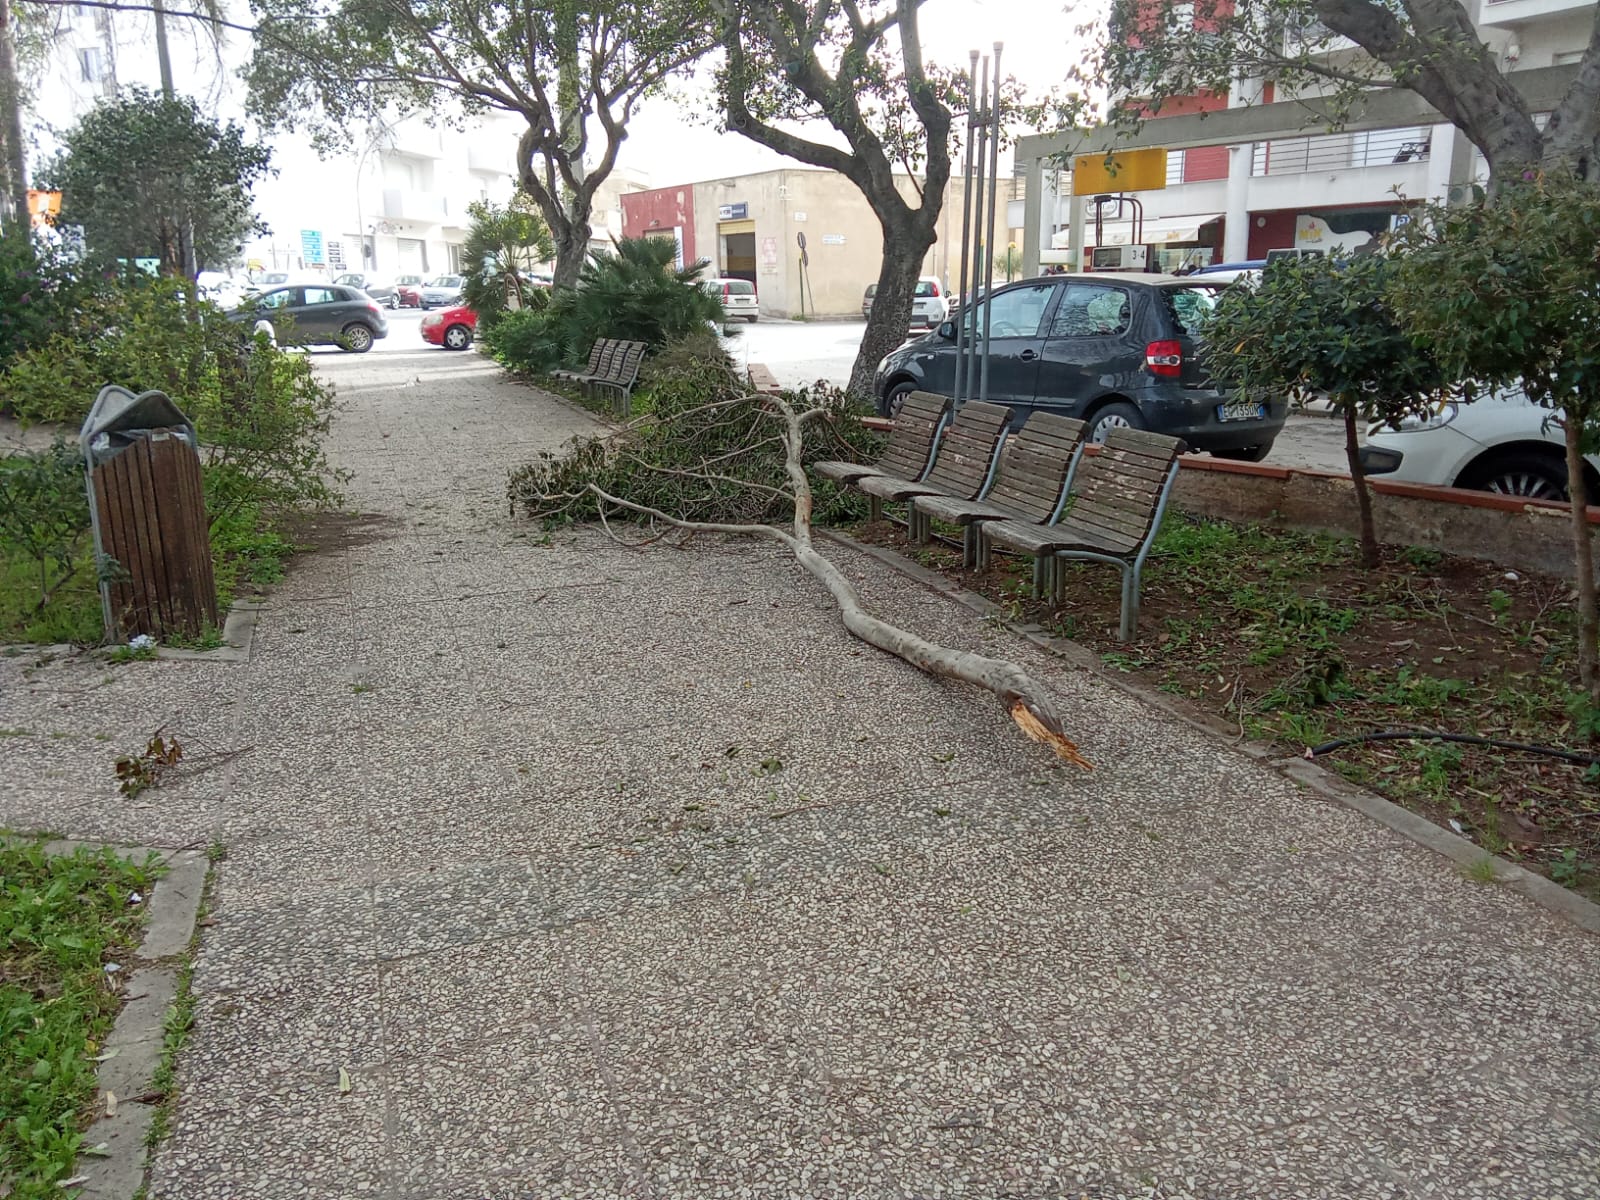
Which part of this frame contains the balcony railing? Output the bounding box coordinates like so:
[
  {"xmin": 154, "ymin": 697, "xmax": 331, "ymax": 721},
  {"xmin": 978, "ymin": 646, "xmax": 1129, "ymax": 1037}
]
[
  {"xmin": 1252, "ymin": 126, "xmax": 1431, "ymax": 176},
  {"xmin": 381, "ymin": 189, "xmax": 449, "ymax": 223}
]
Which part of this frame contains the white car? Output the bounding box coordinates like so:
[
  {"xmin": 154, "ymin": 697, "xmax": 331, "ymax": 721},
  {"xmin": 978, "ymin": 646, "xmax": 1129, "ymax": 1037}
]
[
  {"xmin": 910, "ymin": 276, "xmax": 949, "ymax": 328},
  {"xmin": 700, "ymin": 278, "xmax": 759, "ymax": 322},
  {"xmin": 1361, "ymin": 387, "xmax": 1599, "ymax": 502}
]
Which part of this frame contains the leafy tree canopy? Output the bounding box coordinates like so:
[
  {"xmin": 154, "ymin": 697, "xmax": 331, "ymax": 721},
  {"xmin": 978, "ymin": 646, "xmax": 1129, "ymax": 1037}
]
[
  {"xmin": 1388, "ymin": 172, "xmax": 1600, "ymax": 701},
  {"xmin": 42, "ymin": 88, "xmax": 272, "ymax": 275},
  {"xmin": 244, "ymin": 0, "xmax": 716, "ymax": 284}
]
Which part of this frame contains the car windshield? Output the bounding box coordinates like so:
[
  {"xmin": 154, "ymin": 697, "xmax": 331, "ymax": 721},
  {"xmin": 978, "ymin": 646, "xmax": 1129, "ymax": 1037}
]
[
  {"xmin": 1164, "ymin": 285, "xmax": 1223, "ymax": 335},
  {"xmin": 430, "ymin": 275, "xmax": 462, "ymax": 287}
]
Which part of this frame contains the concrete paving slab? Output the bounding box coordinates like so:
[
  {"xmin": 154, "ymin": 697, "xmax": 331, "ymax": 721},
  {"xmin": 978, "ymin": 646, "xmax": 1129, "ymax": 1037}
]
[{"xmin": 5, "ymin": 346, "xmax": 1600, "ymax": 1197}]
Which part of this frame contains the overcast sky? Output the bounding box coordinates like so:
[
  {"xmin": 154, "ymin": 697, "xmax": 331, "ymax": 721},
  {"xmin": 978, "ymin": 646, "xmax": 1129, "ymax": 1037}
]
[{"xmin": 617, "ymin": 0, "xmax": 1095, "ymax": 187}]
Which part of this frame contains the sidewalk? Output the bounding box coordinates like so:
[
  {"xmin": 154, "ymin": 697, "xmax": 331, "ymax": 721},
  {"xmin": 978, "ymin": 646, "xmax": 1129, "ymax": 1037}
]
[{"xmin": 3, "ymin": 345, "xmax": 1598, "ymax": 1198}]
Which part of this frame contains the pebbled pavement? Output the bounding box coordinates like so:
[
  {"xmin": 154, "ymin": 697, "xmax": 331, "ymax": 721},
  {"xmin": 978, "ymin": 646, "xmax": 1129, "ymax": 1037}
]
[{"xmin": 3, "ymin": 342, "xmax": 1598, "ymax": 1198}]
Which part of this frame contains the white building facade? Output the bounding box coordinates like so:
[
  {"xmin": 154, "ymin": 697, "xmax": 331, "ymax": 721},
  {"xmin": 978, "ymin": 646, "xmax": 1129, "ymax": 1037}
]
[{"xmin": 20, "ymin": 2, "xmax": 526, "ymax": 281}]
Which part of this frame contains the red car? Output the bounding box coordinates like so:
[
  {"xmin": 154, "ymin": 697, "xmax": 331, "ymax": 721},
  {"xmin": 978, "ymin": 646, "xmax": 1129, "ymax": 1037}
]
[
  {"xmin": 394, "ymin": 275, "xmax": 424, "ymax": 308},
  {"xmin": 420, "ymin": 304, "xmax": 477, "ymax": 350}
]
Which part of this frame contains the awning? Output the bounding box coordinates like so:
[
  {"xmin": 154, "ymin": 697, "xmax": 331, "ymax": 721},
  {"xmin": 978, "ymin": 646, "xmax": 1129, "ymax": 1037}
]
[{"xmin": 1063, "ymin": 213, "xmax": 1224, "ymax": 247}]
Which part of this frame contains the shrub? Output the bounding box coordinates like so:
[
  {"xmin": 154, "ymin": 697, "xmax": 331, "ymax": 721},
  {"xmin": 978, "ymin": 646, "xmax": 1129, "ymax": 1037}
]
[
  {"xmin": 0, "ymin": 277, "xmax": 341, "ymax": 642},
  {"xmin": 0, "ymin": 228, "xmax": 108, "ymax": 373},
  {"xmin": 482, "ymin": 294, "xmax": 569, "ymax": 374},
  {"xmin": 0, "ymin": 440, "xmax": 92, "ymax": 609},
  {"xmin": 483, "ymin": 237, "xmax": 725, "ymax": 376},
  {"xmin": 507, "ymin": 343, "xmax": 882, "ymax": 529}
]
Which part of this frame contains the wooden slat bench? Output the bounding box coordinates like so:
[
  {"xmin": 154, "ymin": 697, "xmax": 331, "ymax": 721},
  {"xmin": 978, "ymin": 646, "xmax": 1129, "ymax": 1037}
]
[
  {"xmin": 853, "ymin": 400, "xmax": 1013, "ymax": 522},
  {"xmin": 909, "ymin": 412, "xmax": 1087, "ymax": 566},
  {"xmin": 979, "ymin": 427, "xmax": 1184, "ymax": 641},
  {"xmin": 812, "ymin": 391, "xmax": 950, "ymax": 487},
  {"xmin": 553, "ymin": 339, "xmax": 610, "ymax": 382},
  {"xmin": 587, "ymin": 340, "xmax": 648, "ymax": 418}
]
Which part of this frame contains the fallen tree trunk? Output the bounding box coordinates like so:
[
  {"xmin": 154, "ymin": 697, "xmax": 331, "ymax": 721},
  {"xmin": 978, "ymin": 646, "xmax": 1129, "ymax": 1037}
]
[{"xmin": 587, "ymin": 394, "xmax": 1091, "ymax": 768}]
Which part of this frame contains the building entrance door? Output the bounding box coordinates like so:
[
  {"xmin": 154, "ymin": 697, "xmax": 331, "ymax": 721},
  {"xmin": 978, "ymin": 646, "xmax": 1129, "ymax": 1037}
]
[
  {"xmin": 718, "ymin": 219, "xmax": 757, "ymax": 284},
  {"xmin": 397, "ymin": 238, "xmax": 428, "ymax": 275}
]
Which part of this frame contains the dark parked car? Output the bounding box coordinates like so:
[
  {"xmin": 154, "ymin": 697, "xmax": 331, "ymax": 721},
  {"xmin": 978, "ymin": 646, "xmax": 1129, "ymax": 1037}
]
[
  {"xmin": 873, "ymin": 272, "xmax": 1286, "ymax": 460},
  {"xmin": 334, "ymin": 271, "xmax": 400, "ymax": 309},
  {"xmin": 229, "ymin": 285, "xmax": 389, "ymax": 353}
]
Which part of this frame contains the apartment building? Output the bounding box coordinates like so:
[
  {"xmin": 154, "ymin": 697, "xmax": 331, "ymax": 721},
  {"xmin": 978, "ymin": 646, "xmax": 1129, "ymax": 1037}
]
[
  {"xmin": 1021, "ymin": 0, "xmax": 1592, "ymax": 271},
  {"xmin": 19, "ymin": 2, "xmax": 527, "ymax": 280}
]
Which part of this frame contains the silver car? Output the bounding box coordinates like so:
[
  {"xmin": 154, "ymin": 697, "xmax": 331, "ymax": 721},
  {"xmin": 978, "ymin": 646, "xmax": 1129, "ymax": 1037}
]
[{"xmin": 420, "ymin": 274, "xmax": 464, "ymax": 309}]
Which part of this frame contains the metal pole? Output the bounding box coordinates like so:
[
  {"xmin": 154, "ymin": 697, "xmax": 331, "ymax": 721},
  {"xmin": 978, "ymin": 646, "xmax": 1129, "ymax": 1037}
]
[
  {"xmin": 962, "ymin": 57, "xmax": 990, "ymax": 407},
  {"xmin": 952, "ymin": 50, "xmax": 979, "ymax": 406},
  {"xmin": 978, "ymin": 44, "xmax": 1003, "ymax": 404}
]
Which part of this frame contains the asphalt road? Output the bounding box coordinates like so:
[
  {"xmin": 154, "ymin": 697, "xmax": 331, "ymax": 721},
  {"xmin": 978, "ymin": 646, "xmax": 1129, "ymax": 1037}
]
[
  {"xmin": 306, "ymin": 309, "xmax": 1350, "ymax": 475},
  {"xmin": 723, "ymin": 316, "xmax": 1352, "ymax": 475}
]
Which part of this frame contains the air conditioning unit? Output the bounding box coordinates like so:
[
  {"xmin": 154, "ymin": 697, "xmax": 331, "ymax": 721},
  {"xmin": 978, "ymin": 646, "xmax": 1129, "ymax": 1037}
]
[{"xmin": 1091, "ymin": 244, "xmax": 1153, "ymax": 271}]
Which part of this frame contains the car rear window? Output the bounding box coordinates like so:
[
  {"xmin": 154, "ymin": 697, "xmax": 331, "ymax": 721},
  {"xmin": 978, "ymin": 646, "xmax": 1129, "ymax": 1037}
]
[
  {"xmin": 1164, "ymin": 285, "xmax": 1222, "ymax": 334},
  {"xmin": 864, "ymin": 284, "xmax": 877, "ymax": 299},
  {"xmin": 914, "ymin": 281, "xmax": 940, "ymax": 297},
  {"xmin": 725, "ymin": 280, "xmax": 755, "ymax": 296}
]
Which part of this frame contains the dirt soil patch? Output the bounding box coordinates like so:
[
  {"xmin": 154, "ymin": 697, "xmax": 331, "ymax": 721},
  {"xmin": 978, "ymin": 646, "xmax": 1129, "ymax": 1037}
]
[{"xmin": 855, "ymin": 509, "xmax": 1600, "ymax": 901}]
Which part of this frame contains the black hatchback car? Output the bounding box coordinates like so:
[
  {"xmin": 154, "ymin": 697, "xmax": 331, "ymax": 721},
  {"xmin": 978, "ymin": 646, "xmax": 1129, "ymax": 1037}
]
[{"xmin": 873, "ymin": 272, "xmax": 1286, "ymax": 460}]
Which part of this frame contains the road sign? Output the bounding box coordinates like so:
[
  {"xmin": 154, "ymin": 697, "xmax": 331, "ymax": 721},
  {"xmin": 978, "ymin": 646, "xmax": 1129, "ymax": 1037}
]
[
  {"xmin": 1072, "ymin": 149, "xmax": 1168, "ymax": 195},
  {"xmin": 300, "ymin": 229, "xmax": 325, "ymax": 265}
]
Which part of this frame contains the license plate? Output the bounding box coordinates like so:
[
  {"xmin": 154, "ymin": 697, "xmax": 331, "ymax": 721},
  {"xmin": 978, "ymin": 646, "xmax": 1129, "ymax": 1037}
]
[{"xmin": 1218, "ymin": 401, "xmax": 1266, "ymax": 422}]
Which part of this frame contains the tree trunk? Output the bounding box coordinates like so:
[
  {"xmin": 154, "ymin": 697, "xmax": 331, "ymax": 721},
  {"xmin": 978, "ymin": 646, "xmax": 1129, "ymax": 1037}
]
[
  {"xmin": 1563, "ymin": 410, "xmax": 1600, "ymax": 706},
  {"xmin": 0, "ymin": 0, "xmax": 28, "ymax": 229},
  {"xmin": 1343, "ymin": 403, "xmax": 1379, "ymax": 569},
  {"xmin": 550, "ymin": 218, "xmax": 589, "ymax": 289},
  {"xmin": 849, "ymin": 217, "xmax": 936, "ymax": 399}
]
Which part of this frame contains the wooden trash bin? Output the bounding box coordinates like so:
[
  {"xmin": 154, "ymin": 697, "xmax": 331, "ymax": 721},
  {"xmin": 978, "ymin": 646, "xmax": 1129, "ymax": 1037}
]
[{"xmin": 80, "ymin": 386, "xmax": 218, "ymax": 641}]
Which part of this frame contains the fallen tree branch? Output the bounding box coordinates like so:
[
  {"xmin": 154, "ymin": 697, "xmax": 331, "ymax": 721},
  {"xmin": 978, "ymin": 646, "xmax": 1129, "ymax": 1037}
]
[{"xmin": 585, "ymin": 392, "xmax": 1091, "ymax": 768}]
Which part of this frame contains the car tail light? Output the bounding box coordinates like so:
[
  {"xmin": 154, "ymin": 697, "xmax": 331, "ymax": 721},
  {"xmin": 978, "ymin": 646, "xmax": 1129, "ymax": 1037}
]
[
  {"xmin": 928, "ymin": 281, "xmax": 942, "ymax": 296},
  {"xmin": 366, "ymin": 301, "xmax": 382, "ymax": 314},
  {"xmin": 1146, "ymin": 340, "xmax": 1182, "ymax": 378}
]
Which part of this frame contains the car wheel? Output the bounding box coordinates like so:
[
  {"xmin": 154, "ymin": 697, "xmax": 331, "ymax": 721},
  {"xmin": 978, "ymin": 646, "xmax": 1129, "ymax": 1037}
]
[
  {"xmin": 1458, "ymin": 449, "xmax": 1574, "ymax": 502},
  {"xmin": 882, "ymin": 380, "xmax": 918, "ymax": 419},
  {"xmin": 443, "ymin": 324, "xmax": 472, "ymax": 351},
  {"xmin": 748, "ymin": 314, "xmax": 758, "ymax": 323},
  {"xmin": 1211, "ymin": 441, "xmax": 1274, "ymax": 463},
  {"xmin": 341, "ymin": 323, "xmax": 374, "ymax": 353},
  {"xmin": 1085, "ymin": 401, "xmax": 1145, "ymax": 444},
  {"xmin": 386, "ymin": 294, "xmax": 399, "ymax": 310}
]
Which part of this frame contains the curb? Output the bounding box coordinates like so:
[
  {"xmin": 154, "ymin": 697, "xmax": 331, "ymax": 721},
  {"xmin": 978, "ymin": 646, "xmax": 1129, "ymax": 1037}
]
[
  {"xmin": 153, "ymin": 600, "xmax": 261, "ymax": 665},
  {"xmin": 11, "ymin": 839, "xmax": 210, "ymax": 1197},
  {"xmin": 821, "ymin": 528, "xmax": 1600, "ymax": 938}
]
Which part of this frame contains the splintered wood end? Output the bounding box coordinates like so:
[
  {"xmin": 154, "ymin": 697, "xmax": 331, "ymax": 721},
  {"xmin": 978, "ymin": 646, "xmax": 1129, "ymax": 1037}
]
[{"xmin": 1009, "ymin": 700, "xmax": 1093, "ymax": 770}]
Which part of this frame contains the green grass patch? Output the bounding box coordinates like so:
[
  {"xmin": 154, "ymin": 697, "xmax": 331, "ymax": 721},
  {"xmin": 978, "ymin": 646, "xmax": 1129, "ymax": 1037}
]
[
  {"xmin": 0, "ymin": 838, "xmax": 163, "ymax": 1196},
  {"xmin": 0, "ymin": 544, "xmax": 103, "ymax": 646}
]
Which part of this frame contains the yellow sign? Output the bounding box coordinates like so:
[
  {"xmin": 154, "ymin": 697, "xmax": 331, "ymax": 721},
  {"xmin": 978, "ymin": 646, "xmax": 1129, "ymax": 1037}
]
[
  {"xmin": 1071, "ymin": 149, "xmax": 1168, "ymax": 195},
  {"xmin": 26, "ymin": 190, "xmax": 61, "ymax": 229}
]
